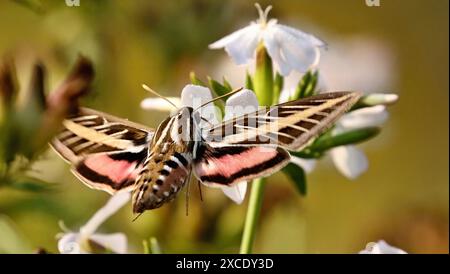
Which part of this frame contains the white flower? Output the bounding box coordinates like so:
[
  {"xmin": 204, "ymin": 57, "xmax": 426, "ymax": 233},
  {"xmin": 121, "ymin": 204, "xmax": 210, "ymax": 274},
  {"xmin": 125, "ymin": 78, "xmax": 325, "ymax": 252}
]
[
  {"xmin": 57, "ymin": 191, "xmax": 130, "ymax": 254},
  {"xmin": 359, "ymin": 240, "xmax": 407, "ymax": 254},
  {"xmin": 329, "ymin": 105, "xmax": 389, "ymax": 179},
  {"xmin": 209, "ymin": 4, "xmax": 325, "ymax": 77}
]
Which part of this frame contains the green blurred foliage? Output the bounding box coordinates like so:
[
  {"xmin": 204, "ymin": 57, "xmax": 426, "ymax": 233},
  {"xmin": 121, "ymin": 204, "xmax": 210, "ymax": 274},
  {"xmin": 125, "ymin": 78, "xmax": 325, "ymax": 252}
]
[{"xmin": 0, "ymin": 0, "xmax": 448, "ymax": 254}]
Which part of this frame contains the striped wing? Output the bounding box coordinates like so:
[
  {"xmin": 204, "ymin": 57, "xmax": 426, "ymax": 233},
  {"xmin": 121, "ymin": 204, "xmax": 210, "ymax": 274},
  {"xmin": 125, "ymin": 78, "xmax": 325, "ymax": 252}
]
[
  {"xmin": 194, "ymin": 145, "xmax": 290, "ymax": 187},
  {"xmin": 50, "ymin": 107, "xmax": 154, "ymax": 194},
  {"xmin": 205, "ymin": 92, "xmax": 361, "ymax": 151},
  {"xmin": 194, "ymin": 92, "xmax": 360, "ymax": 186}
]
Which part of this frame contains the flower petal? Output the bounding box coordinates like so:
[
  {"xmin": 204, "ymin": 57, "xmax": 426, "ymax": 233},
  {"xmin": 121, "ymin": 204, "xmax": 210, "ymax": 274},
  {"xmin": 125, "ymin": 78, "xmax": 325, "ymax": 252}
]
[
  {"xmin": 181, "ymin": 84, "xmax": 219, "ymax": 126},
  {"xmin": 209, "ymin": 24, "xmax": 261, "ymax": 65},
  {"xmin": 140, "ymin": 97, "xmax": 181, "ymax": 112},
  {"xmin": 277, "ymin": 25, "xmax": 322, "ymax": 73},
  {"xmin": 263, "ymin": 26, "xmax": 292, "ymax": 76},
  {"xmin": 90, "ymin": 233, "xmax": 128, "ymax": 254},
  {"xmin": 221, "ymin": 181, "xmax": 247, "ymax": 204},
  {"xmin": 80, "ymin": 191, "xmax": 131, "ymax": 236},
  {"xmin": 361, "ymin": 93, "xmax": 399, "ymax": 106},
  {"xmin": 263, "ymin": 24, "xmax": 323, "ymax": 76},
  {"xmin": 224, "ymin": 89, "xmax": 259, "ymax": 121},
  {"xmin": 330, "ymin": 145, "xmax": 368, "ymax": 179},
  {"xmin": 278, "ymin": 87, "xmax": 295, "ymax": 103},
  {"xmin": 58, "ymin": 233, "xmax": 82, "ymax": 254},
  {"xmin": 338, "ymin": 105, "xmax": 389, "ymax": 130},
  {"xmin": 276, "ymin": 24, "xmax": 326, "ymax": 47},
  {"xmin": 359, "ymin": 240, "xmax": 407, "ymax": 254},
  {"xmin": 290, "ymin": 156, "xmax": 316, "ymax": 174}
]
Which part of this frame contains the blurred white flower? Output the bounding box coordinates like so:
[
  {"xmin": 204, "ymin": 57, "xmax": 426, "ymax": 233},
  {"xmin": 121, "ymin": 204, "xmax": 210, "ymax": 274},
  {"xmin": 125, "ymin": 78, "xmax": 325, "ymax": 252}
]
[
  {"xmin": 329, "ymin": 105, "xmax": 389, "ymax": 179},
  {"xmin": 318, "ymin": 36, "xmax": 396, "ymax": 93},
  {"xmin": 209, "ymin": 4, "xmax": 325, "ymax": 76},
  {"xmin": 57, "ymin": 191, "xmax": 130, "ymax": 254},
  {"xmin": 359, "ymin": 240, "xmax": 407, "ymax": 254},
  {"xmin": 361, "ymin": 93, "xmax": 399, "ymax": 106}
]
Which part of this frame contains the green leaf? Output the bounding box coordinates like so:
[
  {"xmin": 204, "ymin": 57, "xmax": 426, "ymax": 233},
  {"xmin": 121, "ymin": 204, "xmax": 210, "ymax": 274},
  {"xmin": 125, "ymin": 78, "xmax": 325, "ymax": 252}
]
[
  {"xmin": 245, "ymin": 71, "xmax": 254, "ymax": 91},
  {"xmin": 292, "ymin": 70, "xmax": 319, "ymax": 100},
  {"xmin": 150, "ymin": 237, "xmax": 162, "ymax": 254},
  {"xmin": 304, "ymin": 70, "xmax": 319, "ymax": 97},
  {"xmin": 311, "ymin": 127, "xmax": 381, "ymax": 152},
  {"xmin": 222, "ymin": 77, "xmax": 233, "ymax": 91},
  {"xmin": 207, "ymin": 76, "xmax": 231, "ymax": 97},
  {"xmin": 143, "ymin": 237, "xmax": 162, "ymax": 254},
  {"xmin": 189, "ymin": 71, "xmax": 206, "ymax": 87},
  {"xmin": 282, "ymin": 163, "xmax": 307, "ymax": 195},
  {"xmin": 273, "ymin": 72, "xmax": 283, "ymax": 104},
  {"xmin": 290, "ymin": 150, "xmax": 322, "ymax": 159},
  {"xmin": 142, "ymin": 239, "xmax": 151, "ymax": 254},
  {"xmin": 8, "ymin": 177, "xmax": 56, "ymax": 192}
]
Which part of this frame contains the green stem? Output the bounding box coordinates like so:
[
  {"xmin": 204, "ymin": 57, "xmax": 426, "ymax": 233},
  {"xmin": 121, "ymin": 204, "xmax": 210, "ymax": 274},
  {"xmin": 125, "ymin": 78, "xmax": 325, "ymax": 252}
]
[
  {"xmin": 240, "ymin": 44, "xmax": 274, "ymax": 254},
  {"xmin": 253, "ymin": 44, "xmax": 273, "ymax": 105},
  {"xmin": 240, "ymin": 177, "xmax": 265, "ymax": 254}
]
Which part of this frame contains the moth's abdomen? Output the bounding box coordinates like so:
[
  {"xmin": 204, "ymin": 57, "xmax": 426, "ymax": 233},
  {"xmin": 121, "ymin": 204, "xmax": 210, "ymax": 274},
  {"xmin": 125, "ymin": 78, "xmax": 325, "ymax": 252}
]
[{"xmin": 132, "ymin": 152, "xmax": 191, "ymax": 213}]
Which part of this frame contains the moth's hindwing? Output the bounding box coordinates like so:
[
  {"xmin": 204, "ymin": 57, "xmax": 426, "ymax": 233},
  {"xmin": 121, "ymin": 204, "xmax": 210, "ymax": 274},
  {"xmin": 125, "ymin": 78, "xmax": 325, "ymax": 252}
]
[
  {"xmin": 50, "ymin": 107, "xmax": 154, "ymax": 194},
  {"xmin": 194, "ymin": 145, "xmax": 290, "ymax": 187},
  {"xmin": 206, "ymin": 91, "xmax": 361, "ymax": 151}
]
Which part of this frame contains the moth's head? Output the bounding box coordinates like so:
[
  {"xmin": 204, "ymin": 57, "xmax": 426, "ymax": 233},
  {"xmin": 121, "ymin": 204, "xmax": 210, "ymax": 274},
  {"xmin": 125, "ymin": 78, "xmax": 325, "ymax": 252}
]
[{"xmin": 169, "ymin": 106, "xmax": 199, "ymax": 142}]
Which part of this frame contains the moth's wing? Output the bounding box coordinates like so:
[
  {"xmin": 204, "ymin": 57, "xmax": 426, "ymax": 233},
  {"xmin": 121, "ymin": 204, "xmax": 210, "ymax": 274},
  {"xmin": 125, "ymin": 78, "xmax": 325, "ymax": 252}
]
[
  {"xmin": 193, "ymin": 145, "xmax": 290, "ymax": 187},
  {"xmin": 50, "ymin": 107, "xmax": 154, "ymax": 194},
  {"xmin": 205, "ymin": 92, "xmax": 361, "ymax": 151},
  {"xmin": 51, "ymin": 107, "xmax": 153, "ymax": 162},
  {"xmin": 73, "ymin": 149, "xmax": 148, "ymax": 194}
]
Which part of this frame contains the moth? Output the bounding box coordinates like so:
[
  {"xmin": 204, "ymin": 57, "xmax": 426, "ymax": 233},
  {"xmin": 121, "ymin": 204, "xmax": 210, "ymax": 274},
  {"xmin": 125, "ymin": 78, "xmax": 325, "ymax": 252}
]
[{"xmin": 50, "ymin": 90, "xmax": 360, "ymax": 214}]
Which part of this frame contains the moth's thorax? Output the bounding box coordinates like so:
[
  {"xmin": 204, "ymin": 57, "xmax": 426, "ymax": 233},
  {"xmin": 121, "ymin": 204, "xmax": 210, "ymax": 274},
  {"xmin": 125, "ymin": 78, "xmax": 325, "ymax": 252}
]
[{"xmin": 132, "ymin": 107, "xmax": 196, "ymax": 213}]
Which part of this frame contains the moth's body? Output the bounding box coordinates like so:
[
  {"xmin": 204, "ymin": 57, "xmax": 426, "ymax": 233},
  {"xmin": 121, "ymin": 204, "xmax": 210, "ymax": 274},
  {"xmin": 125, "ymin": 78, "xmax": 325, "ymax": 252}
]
[
  {"xmin": 50, "ymin": 91, "xmax": 361, "ymax": 215},
  {"xmin": 132, "ymin": 107, "xmax": 196, "ymax": 212}
]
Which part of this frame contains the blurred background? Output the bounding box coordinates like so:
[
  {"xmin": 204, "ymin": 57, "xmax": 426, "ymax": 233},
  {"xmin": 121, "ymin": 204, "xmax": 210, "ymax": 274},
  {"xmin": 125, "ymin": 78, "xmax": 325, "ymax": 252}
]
[{"xmin": 0, "ymin": 0, "xmax": 448, "ymax": 254}]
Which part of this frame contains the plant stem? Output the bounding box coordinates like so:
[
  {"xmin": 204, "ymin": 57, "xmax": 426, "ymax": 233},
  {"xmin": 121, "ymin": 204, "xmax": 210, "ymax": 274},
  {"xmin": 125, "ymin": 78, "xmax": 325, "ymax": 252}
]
[
  {"xmin": 253, "ymin": 44, "xmax": 273, "ymax": 105},
  {"xmin": 240, "ymin": 44, "xmax": 274, "ymax": 254},
  {"xmin": 240, "ymin": 177, "xmax": 265, "ymax": 254}
]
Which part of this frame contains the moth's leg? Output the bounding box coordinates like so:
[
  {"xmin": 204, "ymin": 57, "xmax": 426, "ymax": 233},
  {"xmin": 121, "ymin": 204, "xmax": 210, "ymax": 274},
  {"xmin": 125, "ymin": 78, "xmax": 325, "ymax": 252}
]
[
  {"xmin": 197, "ymin": 180, "xmax": 203, "ymax": 202},
  {"xmin": 184, "ymin": 167, "xmax": 193, "ymax": 216}
]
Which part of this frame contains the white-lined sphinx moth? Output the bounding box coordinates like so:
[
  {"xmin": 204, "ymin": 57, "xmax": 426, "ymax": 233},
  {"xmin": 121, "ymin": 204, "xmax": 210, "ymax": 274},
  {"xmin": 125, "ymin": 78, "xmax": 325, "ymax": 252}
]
[{"xmin": 50, "ymin": 91, "xmax": 360, "ymax": 214}]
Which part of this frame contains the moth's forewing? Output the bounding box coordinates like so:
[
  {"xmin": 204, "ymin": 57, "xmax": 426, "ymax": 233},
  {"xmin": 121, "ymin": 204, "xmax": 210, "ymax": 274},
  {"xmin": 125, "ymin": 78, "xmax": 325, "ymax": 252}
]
[
  {"xmin": 206, "ymin": 92, "xmax": 361, "ymax": 151},
  {"xmin": 195, "ymin": 92, "xmax": 361, "ymax": 186},
  {"xmin": 50, "ymin": 107, "xmax": 153, "ymax": 194}
]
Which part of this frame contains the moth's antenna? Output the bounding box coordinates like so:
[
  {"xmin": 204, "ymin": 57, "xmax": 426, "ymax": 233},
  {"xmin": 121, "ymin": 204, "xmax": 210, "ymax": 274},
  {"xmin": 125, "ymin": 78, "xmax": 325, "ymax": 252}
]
[
  {"xmin": 193, "ymin": 87, "xmax": 244, "ymax": 113},
  {"xmin": 142, "ymin": 84, "xmax": 178, "ymax": 109}
]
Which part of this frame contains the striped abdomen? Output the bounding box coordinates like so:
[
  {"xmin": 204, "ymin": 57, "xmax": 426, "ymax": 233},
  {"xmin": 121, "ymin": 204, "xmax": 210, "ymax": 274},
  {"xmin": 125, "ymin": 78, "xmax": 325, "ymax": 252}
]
[{"xmin": 132, "ymin": 149, "xmax": 191, "ymax": 213}]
